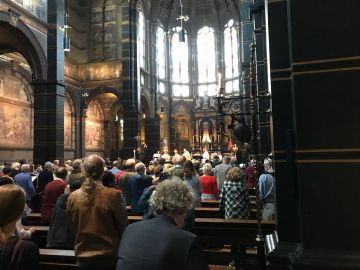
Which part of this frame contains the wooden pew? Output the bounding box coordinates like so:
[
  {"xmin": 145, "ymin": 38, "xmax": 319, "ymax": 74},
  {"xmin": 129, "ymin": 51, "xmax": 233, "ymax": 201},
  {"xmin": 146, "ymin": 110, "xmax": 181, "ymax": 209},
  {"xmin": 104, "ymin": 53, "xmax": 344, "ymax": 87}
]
[
  {"xmin": 201, "ymin": 200, "xmax": 219, "ymax": 208},
  {"xmin": 27, "ymin": 216, "xmax": 275, "ymax": 248},
  {"xmin": 30, "ymin": 216, "xmax": 275, "ymax": 267},
  {"xmin": 39, "ymin": 249, "xmax": 76, "ymax": 270}
]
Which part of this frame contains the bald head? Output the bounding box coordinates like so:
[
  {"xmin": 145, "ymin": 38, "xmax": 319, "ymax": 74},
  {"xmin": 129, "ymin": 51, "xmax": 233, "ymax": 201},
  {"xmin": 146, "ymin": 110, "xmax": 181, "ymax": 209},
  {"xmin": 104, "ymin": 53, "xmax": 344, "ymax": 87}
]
[{"xmin": 82, "ymin": 154, "xmax": 105, "ymax": 180}]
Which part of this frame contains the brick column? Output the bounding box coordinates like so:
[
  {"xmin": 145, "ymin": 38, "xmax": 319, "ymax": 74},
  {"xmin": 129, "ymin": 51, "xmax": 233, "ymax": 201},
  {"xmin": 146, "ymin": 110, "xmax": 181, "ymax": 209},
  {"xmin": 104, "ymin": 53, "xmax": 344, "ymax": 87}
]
[
  {"xmin": 120, "ymin": 2, "xmax": 140, "ymax": 159},
  {"xmin": 33, "ymin": 0, "xmax": 65, "ymax": 164}
]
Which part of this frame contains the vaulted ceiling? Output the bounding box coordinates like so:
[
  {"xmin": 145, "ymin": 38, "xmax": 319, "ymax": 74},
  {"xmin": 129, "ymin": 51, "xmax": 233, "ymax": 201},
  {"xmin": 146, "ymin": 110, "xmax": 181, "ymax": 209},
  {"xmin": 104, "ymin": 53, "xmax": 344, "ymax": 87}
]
[{"xmin": 150, "ymin": 0, "xmax": 241, "ymax": 33}]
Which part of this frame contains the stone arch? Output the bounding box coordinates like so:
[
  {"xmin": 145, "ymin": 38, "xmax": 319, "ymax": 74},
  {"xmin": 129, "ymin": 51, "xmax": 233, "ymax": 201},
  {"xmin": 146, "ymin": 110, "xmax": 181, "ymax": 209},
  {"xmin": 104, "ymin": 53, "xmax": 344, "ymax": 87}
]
[
  {"xmin": 87, "ymin": 86, "xmax": 122, "ymax": 103},
  {"xmin": 85, "ymin": 88, "xmax": 123, "ymax": 158},
  {"xmin": 140, "ymin": 93, "xmax": 151, "ymax": 117},
  {"xmin": 0, "ymin": 11, "xmax": 47, "ymax": 80}
]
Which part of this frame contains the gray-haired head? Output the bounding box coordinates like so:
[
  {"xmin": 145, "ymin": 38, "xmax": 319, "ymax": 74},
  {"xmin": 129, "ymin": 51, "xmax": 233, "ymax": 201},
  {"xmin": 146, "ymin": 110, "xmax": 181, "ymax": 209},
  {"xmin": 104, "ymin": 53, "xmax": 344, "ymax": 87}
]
[
  {"xmin": 149, "ymin": 179, "xmax": 194, "ymax": 216},
  {"xmin": 135, "ymin": 162, "xmax": 146, "ymax": 173},
  {"xmin": 44, "ymin": 161, "xmax": 54, "ymax": 170}
]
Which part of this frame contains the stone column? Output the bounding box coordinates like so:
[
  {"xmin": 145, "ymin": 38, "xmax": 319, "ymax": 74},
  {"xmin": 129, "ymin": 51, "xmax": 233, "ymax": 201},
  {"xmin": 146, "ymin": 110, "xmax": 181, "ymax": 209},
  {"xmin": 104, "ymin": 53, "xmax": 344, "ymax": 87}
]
[
  {"xmin": 144, "ymin": 116, "xmax": 160, "ymax": 164},
  {"xmin": 33, "ymin": 0, "xmax": 65, "ymax": 164},
  {"xmin": 120, "ymin": 2, "xmax": 140, "ymax": 159},
  {"xmin": 267, "ymin": 0, "xmax": 360, "ymax": 268},
  {"xmin": 250, "ymin": 1, "xmax": 272, "ymax": 156}
]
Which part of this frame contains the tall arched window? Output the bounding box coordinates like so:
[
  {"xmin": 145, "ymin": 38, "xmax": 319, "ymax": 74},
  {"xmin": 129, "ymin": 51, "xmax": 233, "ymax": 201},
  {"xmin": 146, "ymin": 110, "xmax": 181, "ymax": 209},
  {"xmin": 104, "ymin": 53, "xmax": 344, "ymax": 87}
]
[
  {"xmin": 156, "ymin": 26, "xmax": 166, "ymax": 94},
  {"xmin": 224, "ymin": 19, "xmax": 240, "ymax": 94},
  {"xmin": 171, "ymin": 27, "xmax": 189, "ymax": 97},
  {"xmin": 138, "ymin": 11, "xmax": 145, "ymax": 69},
  {"xmin": 197, "ymin": 26, "xmax": 216, "ymax": 96}
]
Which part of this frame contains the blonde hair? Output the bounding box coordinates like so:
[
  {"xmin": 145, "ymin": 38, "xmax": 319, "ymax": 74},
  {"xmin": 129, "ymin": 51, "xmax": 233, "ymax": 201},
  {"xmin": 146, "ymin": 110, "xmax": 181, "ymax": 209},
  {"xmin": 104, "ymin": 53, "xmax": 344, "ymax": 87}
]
[
  {"xmin": 149, "ymin": 179, "xmax": 194, "ymax": 216},
  {"xmin": 0, "ymin": 184, "xmax": 26, "ymax": 247},
  {"xmin": 202, "ymin": 163, "xmax": 213, "ymax": 175},
  {"xmin": 81, "ymin": 154, "xmax": 105, "ymax": 202},
  {"xmin": 226, "ymin": 167, "xmax": 243, "ymax": 182}
]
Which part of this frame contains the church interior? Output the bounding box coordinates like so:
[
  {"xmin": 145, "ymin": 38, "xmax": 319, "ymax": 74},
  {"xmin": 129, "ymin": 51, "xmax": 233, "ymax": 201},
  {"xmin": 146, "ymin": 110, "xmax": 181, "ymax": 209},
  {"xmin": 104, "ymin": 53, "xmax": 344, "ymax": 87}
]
[{"xmin": 0, "ymin": 0, "xmax": 359, "ymax": 269}]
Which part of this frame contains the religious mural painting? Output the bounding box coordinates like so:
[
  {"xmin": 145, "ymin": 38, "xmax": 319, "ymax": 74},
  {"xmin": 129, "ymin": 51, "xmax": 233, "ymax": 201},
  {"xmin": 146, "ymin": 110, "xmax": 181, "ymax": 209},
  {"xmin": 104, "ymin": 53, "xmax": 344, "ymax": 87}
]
[
  {"xmin": 86, "ymin": 99, "xmax": 104, "ymax": 149},
  {"xmin": 0, "ymin": 75, "xmax": 32, "ymax": 147},
  {"xmin": 91, "ymin": 0, "xmax": 117, "ymax": 61},
  {"xmin": 64, "ymin": 97, "xmax": 72, "ymax": 149},
  {"xmin": 65, "ymin": 62, "xmax": 121, "ymax": 81},
  {"xmin": 10, "ymin": 0, "xmax": 47, "ymax": 22}
]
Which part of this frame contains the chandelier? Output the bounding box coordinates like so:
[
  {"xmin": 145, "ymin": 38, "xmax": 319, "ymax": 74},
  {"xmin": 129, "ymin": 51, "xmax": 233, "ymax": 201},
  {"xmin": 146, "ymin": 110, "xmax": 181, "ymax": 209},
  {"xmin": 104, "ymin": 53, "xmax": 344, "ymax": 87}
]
[{"xmin": 176, "ymin": 0, "xmax": 189, "ymax": 42}]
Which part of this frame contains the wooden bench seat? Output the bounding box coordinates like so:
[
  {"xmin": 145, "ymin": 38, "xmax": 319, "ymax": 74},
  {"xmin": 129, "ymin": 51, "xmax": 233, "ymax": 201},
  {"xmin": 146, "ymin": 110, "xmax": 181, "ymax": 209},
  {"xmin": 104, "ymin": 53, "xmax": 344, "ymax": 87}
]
[
  {"xmin": 39, "ymin": 249, "xmax": 76, "ymax": 270},
  {"xmin": 27, "ymin": 216, "xmax": 275, "ymax": 247},
  {"xmin": 30, "ymin": 217, "xmax": 275, "ymax": 268}
]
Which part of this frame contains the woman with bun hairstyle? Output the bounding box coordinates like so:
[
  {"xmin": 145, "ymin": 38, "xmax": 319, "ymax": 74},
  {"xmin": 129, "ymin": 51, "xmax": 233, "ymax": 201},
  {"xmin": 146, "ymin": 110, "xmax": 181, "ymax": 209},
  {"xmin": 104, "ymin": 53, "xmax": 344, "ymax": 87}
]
[{"xmin": 0, "ymin": 184, "xmax": 39, "ymax": 269}]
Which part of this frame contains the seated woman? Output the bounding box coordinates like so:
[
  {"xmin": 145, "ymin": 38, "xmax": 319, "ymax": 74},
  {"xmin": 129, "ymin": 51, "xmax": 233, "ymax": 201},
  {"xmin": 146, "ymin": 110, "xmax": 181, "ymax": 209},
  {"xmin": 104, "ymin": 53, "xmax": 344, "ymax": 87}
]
[
  {"xmin": 0, "ymin": 184, "xmax": 39, "ymax": 269},
  {"xmin": 199, "ymin": 163, "xmax": 218, "ymax": 200},
  {"xmin": 116, "ymin": 179, "xmax": 209, "ymax": 270}
]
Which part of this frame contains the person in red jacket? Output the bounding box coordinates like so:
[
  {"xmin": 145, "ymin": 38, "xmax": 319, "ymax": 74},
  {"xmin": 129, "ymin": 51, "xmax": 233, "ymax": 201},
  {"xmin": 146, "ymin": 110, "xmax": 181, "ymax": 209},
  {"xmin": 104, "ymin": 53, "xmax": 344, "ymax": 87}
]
[
  {"xmin": 40, "ymin": 166, "xmax": 68, "ymax": 225},
  {"xmin": 200, "ymin": 163, "xmax": 218, "ymax": 200}
]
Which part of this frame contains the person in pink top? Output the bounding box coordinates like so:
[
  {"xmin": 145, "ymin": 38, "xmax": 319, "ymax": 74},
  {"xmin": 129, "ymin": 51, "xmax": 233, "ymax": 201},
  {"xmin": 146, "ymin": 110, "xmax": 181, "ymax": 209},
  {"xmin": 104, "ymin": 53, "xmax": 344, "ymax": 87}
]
[
  {"xmin": 40, "ymin": 166, "xmax": 68, "ymax": 225},
  {"xmin": 199, "ymin": 163, "xmax": 218, "ymax": 200}
]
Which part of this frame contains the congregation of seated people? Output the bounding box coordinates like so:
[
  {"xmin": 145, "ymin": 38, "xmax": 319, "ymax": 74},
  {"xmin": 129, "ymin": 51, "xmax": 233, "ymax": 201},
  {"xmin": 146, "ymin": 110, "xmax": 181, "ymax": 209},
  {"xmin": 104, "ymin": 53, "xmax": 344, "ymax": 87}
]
[{"xmin": 0, "ymin": 151, "xmax": 275, "ymax": 269}]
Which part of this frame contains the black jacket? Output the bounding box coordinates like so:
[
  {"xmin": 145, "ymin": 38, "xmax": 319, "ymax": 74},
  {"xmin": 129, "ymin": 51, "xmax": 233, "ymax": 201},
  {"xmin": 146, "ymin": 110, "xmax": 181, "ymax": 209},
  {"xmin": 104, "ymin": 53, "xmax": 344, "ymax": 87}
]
[
  {"xmin": 37, "ymin": 170, "xmax": 53, "ymax": 193},
  {"xmin": 0, "ymin": 236, "xmax": 39, "ymax": 270},
  {"xmin": 116, "ymin": 214, "xmax": 209, "ymax": 270},
  {"xmin": 47, "ymin": 194, "xmax": 74, "ymax": 249}
]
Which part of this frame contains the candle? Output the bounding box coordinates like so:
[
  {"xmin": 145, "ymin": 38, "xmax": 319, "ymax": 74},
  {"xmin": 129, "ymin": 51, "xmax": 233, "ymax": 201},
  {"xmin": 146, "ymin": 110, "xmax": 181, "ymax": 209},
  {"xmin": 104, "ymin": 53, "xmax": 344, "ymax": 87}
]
[{"xmin": 133, "ymin": 149, "xmax": 136, "ymax": 160}]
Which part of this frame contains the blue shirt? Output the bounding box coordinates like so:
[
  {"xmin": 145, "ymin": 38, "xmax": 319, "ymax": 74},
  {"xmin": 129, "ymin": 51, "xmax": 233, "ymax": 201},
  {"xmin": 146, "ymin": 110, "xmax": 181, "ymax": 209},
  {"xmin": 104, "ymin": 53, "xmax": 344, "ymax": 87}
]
[{"xmin": 259, "ymin": 173, "xmax": 276, "ymax": 203}]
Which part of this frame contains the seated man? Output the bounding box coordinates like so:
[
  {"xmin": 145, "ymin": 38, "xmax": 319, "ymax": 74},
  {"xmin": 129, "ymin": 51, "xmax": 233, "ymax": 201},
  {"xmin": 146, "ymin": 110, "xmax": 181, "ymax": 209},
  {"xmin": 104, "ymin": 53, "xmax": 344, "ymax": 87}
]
[{"xmin": 116, "ymin": 179, "xmax": 209, "ymax": 270}]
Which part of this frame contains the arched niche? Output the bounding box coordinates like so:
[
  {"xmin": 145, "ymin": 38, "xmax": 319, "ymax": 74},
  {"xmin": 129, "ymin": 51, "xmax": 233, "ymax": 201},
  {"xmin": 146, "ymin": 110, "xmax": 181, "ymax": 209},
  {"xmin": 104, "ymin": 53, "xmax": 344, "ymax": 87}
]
[
  {"xmin": 85, "ymin": 92, "xmax": 122, "ymax": 159},
  {"xmin": 175, "ymin": 113, "xmax": 191, "ymax": 141},
  {"xmin": 85, "ymin": 98, "xmax": 105, "ymax": 153},
  {"xmin": 108, "ymin": 101, "xmax": 124, "ymax": 156},
  {"xmin": 64, "ymin": 93, "xmax": 74, "ymax": 150}
]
